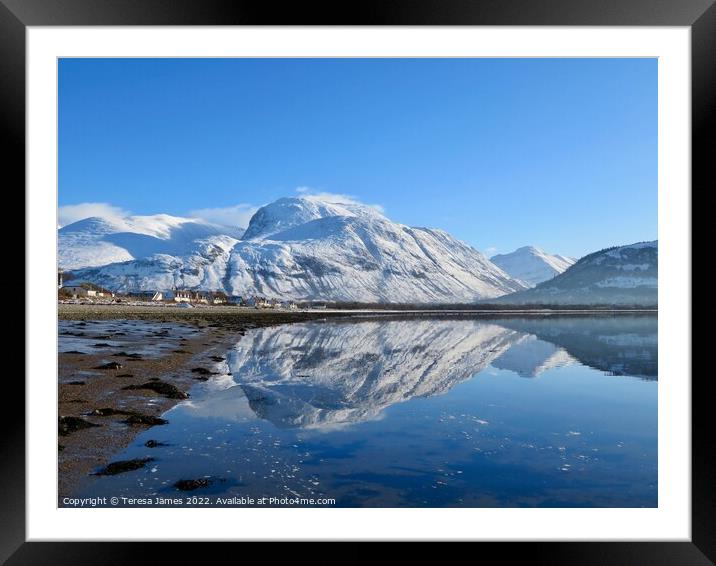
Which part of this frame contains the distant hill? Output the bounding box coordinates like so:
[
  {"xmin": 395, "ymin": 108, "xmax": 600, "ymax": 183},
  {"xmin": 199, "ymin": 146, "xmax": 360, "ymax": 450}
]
[
  {"xmin": 487, "ymin": 241, "xmax": 657, "ymax": 306},
  {"xmin": 491, "ymin": 246, "xmax": 575, "ymax": 287}
]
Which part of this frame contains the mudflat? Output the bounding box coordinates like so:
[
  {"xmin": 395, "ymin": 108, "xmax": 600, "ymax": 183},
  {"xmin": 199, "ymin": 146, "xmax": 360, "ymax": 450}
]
[{"xmin": 57, "ymin": 304, "xmax": 346, "ymax": 501}]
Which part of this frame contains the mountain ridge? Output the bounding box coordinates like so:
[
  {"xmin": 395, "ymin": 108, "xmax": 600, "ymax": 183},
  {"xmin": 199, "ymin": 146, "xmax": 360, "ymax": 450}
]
[
  {"xmin": 62, "ymin": 197, "xmax": 526, "ymax": 303},
  {"xmin": 489, "ymin": 241, "xmax": 657, "ymax": 306}
]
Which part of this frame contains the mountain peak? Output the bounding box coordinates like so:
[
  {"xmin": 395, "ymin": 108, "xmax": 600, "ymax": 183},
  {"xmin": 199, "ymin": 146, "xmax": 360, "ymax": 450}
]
[
  {"xmin": 514, "ymin": 245, "xmax": 542, "ymax": 254},
  {"xmin": 242, "ymin": 196, "xmax": 384, "ymax": 240},
  {"xmin": 491, "ymin": 246, "xmax": 575, "ymax": 287}
]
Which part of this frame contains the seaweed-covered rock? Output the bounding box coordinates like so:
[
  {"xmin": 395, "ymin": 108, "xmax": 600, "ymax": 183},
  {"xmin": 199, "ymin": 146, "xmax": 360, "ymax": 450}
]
[
  {"xmin": 144, "ymin": 439, "xmax": 168, "ymax": 448},
  {"xmin": 95, "ymin": 362, "xmax": 123, "ymax": 370},
  {"xmin": 191, "ymin": 367, "xmax": 217, "ymax": 376},
  {"xmin": 59, "ymin": 416, "xmax": 100, "ymax": 436},
  {"xmin": 174, "ymin": 478, "xmax": 212, "ymax": 491},
  {"xmin": 122, "ymin": 381, "xmax": 188, "ymax": 399},
  {"xmin": 87, "ymin": 407, "xmax": 137, "ymax": 417},
  {"xmin": 94, "ymin": 457, "xmax": 154, "ymax": 476},
  {"xmin": 123, "ymin": 415, "xmax": 169, "ymax": 426}
]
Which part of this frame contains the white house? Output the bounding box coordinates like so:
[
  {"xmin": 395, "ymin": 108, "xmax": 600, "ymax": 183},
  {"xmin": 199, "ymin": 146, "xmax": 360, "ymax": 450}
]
[
  {"xmin": 62, "ymin": 285, "xmax": 96, "ymax": 298},
  {"xmin": 168, "ymin": 290, "xmax": 192, "ymax": 303}
]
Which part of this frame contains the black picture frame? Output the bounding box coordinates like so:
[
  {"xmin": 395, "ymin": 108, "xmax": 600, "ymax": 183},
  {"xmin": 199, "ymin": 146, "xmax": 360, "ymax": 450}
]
[{"xmin": 4, "ymin": 0, "xmax": 709, "ymax": 560}]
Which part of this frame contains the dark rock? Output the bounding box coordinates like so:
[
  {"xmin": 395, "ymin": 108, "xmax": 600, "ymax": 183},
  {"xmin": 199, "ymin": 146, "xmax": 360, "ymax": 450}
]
[
  {"xmin": 92, "ymin": 343, "xmax": 112, "ymax": 348},
  {"xmin": 58, "ymin": 444, "xmax": 64, "ymax": 452},
  {"xmin": 123, "ymin": 414, "xmax": 169, "ymax": 426},
  {"xmin": 116, "ymin": 373, "xmax": 134, "ymax": 378},
  {"xmin": 144, "ymin": 440, "xmax": 168, "ymax": 448},
  {"xmin": 59, "ymin": 416, "xmax": 100, "ymax": 436},
  {"xmin": 67, "ymin": 380, "xmax": 85, "ymax": 385},
  {"xmin": 63, "ymin": 350, "xmax": 84, "ymax": 355},
  {"xmin": 191, "ymin": 367, "xmax": 217, "ymax": 376},
  {"xmin": 172, "ymin": 349, "xmax": 190, "ymax": 354},
  {"xmin": 122, "ymin": 381, "xmax": 188, "ymax": 399},
  {"xmin": 94, "ymin": 457, "xmax": 154, "ymax": 476},
  {"xmin": 87, "ymin": 407, "xmax": 137, "ymax": 417},
  {"xmin": 210, "ymin": 356, "xmax": 225, "ymax": 362},
  {"xmin": 174, "ymin": 478, "xmax": 212, "ymax": 491},
  {"xmin": 95, "ymin": 362, "xmax": 123, "ymax": 370}
]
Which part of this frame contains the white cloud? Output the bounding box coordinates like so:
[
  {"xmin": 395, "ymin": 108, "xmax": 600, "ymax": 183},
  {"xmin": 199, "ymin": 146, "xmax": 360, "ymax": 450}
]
[
  {"xmin": 295, "ymin": 187, "xmax": 385, "ymax": 214},
  {"xmin": 189, "ymin": 203, "xmax": 259, "ymax": 228},
  {"xmin": 484, "ymin": 246, "xmax": 499, "ymax": 257},
  {"xmin": 58, "ymin": 202, "xmax": 130, "ymax": 228}
]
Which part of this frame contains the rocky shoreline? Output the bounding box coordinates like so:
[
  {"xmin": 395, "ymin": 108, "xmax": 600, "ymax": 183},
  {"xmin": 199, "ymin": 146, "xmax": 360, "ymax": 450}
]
[{"xmin": 57, "ymin": 304, "xmax": 347, "ymax": 501}]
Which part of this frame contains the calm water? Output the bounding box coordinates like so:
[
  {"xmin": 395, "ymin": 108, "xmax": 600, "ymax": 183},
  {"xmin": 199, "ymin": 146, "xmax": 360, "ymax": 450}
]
[{"xmin": 73, "ymin": 315, "xmax": 657, "ymax": 507}]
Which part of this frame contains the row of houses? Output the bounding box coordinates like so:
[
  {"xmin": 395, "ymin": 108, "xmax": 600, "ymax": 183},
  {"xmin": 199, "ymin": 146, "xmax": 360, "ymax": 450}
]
[
  {"xmin": 60, "ymin": 283, "xmax": 115, "ymax": 299},
  {"xmin": 58, "ymin": 274, "xmax": 310, "ymax": 309},
  {"xmin": 131, "ymin": 290, "xmax": 300, "ymax": 309},
  {"xmin": 134, "ymin": 290, "xmax": 228, "ymax": 304}
]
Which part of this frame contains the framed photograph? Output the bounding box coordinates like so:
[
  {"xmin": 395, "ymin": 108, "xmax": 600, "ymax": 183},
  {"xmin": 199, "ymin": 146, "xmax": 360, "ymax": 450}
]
[{"xmin": 7, "ymin": 0, "xmax": 709, "ymax": 560}]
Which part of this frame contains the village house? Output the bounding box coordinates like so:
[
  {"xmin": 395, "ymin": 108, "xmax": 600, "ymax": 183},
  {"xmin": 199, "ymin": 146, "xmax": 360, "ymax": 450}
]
[
  {"xmin": 62, "ymin": 284, "xmax": 97, "ymax": 298},
  {"xmin": 245, "ymin": 296, "xmax": 272, "ymax": 308},
  {"xmin": 191, "ymin": 292, "xmax": 210, "ymax": 304},
  {"xmin": 167, "ymin": 290, "xmax": 192, "ymax": 303},
  {"xmin": 60, "ymin": 282, "xmax": 115, "ymax": 299}
]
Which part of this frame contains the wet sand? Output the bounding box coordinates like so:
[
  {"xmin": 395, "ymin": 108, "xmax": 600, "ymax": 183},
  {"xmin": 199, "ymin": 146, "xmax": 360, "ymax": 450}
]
[{"xmin": 57, "ymin": 305, "xmax": 348, "ymax": 500}]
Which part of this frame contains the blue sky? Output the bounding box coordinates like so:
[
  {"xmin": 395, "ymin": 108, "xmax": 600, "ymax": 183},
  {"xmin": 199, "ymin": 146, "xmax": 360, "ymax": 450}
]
[{"xmin": 59, "ymin": 58, "xmax": 657, "ymax": 258}]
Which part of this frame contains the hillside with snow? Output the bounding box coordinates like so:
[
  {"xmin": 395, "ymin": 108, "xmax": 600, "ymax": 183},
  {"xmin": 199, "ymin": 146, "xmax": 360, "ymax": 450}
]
[
  {"xmin": 59, "ymin": 214, "xmax": 244, "ymax": 270},
  {"xmin": 64, "ymin": 196, "xmax": 526, "ymax": 303},
  {"xmin": 491, "ymin": 246, "xmax": 575, "ymax": 287},
  {"xmin": 489, "ymin": 241, "xmax": 658, "ymax": 306}
]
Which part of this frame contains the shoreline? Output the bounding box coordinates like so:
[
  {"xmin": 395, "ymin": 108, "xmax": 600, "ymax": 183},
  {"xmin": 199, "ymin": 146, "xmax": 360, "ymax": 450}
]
[
  {"xmin": 59, "ymin": 303, "xmax": 657, "ymax": 322},
  {"xmin": 57, "ymin": 307, "xmax": 344, "ymax": 501}
]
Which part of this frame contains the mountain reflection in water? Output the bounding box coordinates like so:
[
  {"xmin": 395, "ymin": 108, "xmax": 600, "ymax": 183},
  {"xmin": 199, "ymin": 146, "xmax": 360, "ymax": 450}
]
[
  {"xmin": 185, "ymin": 316, "xmax": 657, "ymax": 430},
  {"xmin": 75, "ymin": 315, "xmax": 657, "ymax": 508}
]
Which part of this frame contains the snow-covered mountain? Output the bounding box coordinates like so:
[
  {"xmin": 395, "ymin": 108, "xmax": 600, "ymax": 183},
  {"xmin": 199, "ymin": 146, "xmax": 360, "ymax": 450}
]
[
  {"xmin": 490, "ymin": 246, "xmax": 575, "ymax": 287},
  {"xmin": 490, "ymin": 241, "xmax": 658, "ymax": 306},
  {"xmin": 64, "ymin": 196, "xmax": 526, "ymax": 303},
  {"xmin": 59, "ymin": 214, "xmax": 244, "ymax": 270}
]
